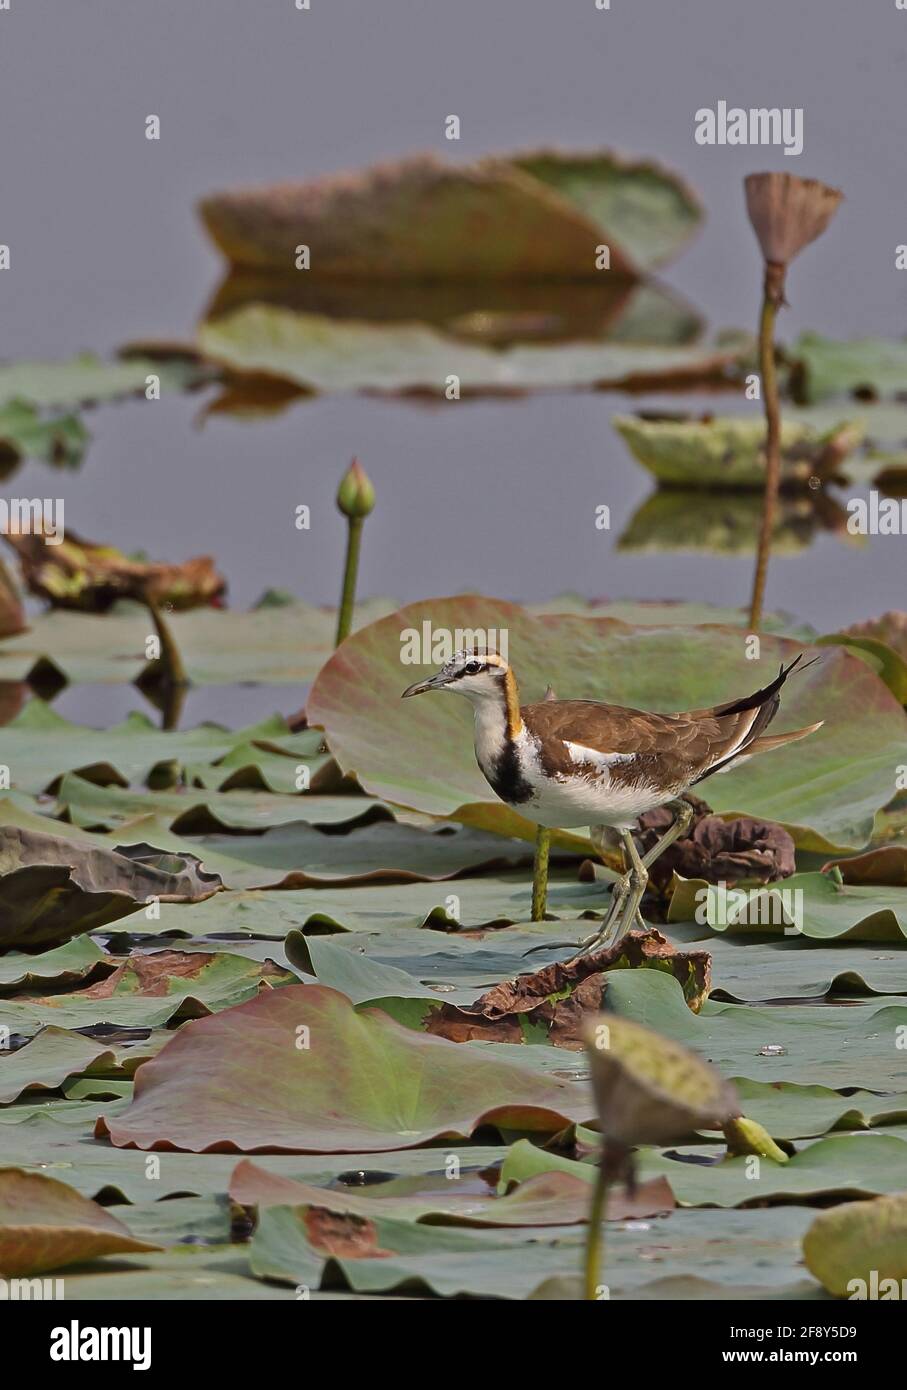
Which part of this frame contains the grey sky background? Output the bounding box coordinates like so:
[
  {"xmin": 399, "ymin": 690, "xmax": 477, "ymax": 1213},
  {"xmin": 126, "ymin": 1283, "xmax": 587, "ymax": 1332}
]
[{"xmin": 0, "ymin": 1, "xmax": 904, "ymax": 650}]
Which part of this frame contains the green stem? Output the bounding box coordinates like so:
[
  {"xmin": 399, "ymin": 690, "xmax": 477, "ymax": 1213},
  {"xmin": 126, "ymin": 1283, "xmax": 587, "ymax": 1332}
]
[
  {"xmin": 748, "ymin": 268, "xmax": 784, "ymax": 631},
  {"xmin": 531, "ymin": 826, "xmax": 550, "ymax": 921},
  {"xmin": 145, "ymin": 598, "xmax": 187, "ymax": 687},
  {"xmin": 335, "ymin": 516, "xmax": 363, "ymax": 648},
  {"xmin": 584, "ymin": 1157, "xmax": 610, "ymax": 1301}
]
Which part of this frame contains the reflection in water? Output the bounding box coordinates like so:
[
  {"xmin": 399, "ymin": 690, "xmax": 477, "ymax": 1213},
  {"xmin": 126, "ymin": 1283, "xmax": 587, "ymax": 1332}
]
[
  {"xmin": 618, "ymin": 487, "xmax": 857, "ymax": 555},
  {"xmin": 202, "ymin": 272, "xmax": 702, "ymax": 348}
]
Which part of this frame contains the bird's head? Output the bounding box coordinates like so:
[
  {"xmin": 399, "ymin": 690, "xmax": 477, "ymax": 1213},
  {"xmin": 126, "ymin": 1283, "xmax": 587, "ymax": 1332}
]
[{"xmin": 401, "ymin": 648, "xmax": 510, "ymax": 705}]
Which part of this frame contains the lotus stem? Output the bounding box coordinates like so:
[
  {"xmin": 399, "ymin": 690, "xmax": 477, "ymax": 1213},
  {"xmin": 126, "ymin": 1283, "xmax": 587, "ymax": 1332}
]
[
  {"xmin": 145, "ymin": 598, "xmax": 188, "ymax": 688},
  {"xmin": 335, "ymin": 458, "xmax": 375, "ymax": 648},
  {"xmin": 335, "ymin": 516, "xmax": 363, "ymax": 648},
  {"xmin": 531, "ymin": 826, "xmax": 550, "ymax": 920},
  {"xmin": 748, "ymin": 265, "xmax": 784, "ymax": 630},
  {"xmin": 583, "ymin": 1156, "xmax": 610, "ymax": 1301}
]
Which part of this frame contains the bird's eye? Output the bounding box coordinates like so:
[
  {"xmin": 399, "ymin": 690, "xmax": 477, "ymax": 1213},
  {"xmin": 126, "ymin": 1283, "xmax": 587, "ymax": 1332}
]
[{"xmin": 464, "ymin": 660, "xmax": 482, "ymax": 675}]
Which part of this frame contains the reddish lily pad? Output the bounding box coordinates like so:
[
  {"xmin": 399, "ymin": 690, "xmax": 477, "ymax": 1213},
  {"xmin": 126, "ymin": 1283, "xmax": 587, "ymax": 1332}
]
[
  {"xmin": 0, "ymin": 1169, "xmax": 159, "ymax": 1276},
  {"xmin": 95, "ymin": 984, "xmax": 593, "ymax": 1153}
]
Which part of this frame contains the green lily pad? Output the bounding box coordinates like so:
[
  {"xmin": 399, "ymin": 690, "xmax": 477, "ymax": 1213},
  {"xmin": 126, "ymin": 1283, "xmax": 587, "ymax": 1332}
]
[
  {"xmin": 148, "ymin": 872, "xmax": 607, "ymax": 939},
  {"xmin": 501, "ymin": 1131, "xmax": 907, "ymax": 1207},
  {"xmin": 96, "ymin": 983, "xmax": 593, "ymax": 1153},
  {"xmin": 0, "ymin": 1168, "xmax": 158, "ymax": 1276},
  {"xmin": 54, "ymin": 773, "xmax": 391, "ymax": 835},
  {"xmin": 198, "ymin": 304, "xmax": 736, "ymax": 398},
  {"xmin": 0, "ymin": 949, "xmax": 293, "ymax": 1041},
  {"xmin": 0, "ymin": 937, "xmax": 110, "ymax": 991},
  {"xmin": 0, "ymin": 817, "xmax": 221, "ymax": 950},
  {"xmin": 306, "ymin": 595, "xmax": 907, "ymax": 852},
  {"xmin": 613, "ymin": 414, "xmax": 861, "ymax": 489},
  {"xmin": 513, "ymin": 150, "xmax": 702, "ymax": 272},
  {"xmin": 0, "ymin": 400, "xmax": 89, "ymax": 469},
  {"xmin": 0, "ymin": 597, "xmax": 395, "ymax": 686},
  {"xmin": 114, "ymin": 1195, "xmax": 232, "ymax": 1248},
  {"xmin": 803, "ymin": 1194, "xmax": 907, "ymax": 1296},
  {"xmin": 0, "ymin": 1028, "xmax": 117, "ymax": 1105},
  {"xmin": 663, "ymin": 918, "xmax": 907, "ymax": 1000},
  {"xmin": 790, "ymin": 333, "xmax": 907, "ymax": 402},
  {"xmin": 0, "ymin": 700, "xmax": 325, "ymax": 795},
  {"xmin": 720, "ymin": 1079, "xmax": 907, "ymax": 1142},
  {"xmin": 668, "ymin": 871, "xmax": 907, "ymax": 941},
  {"xmin": 249, "ymin": 1202, "xmax": 820, "ymax": 1300},
  {"xmin": 604, "ymin": 969, "xmax": 907, "ymax": 1091},
  {"xmin": 637, "ymin": 1134, "xmax": 907, "ymax": 1207},
  {"xmin": 3, "ymin": 1103, "xmax": 510, "ymax": 1201}
]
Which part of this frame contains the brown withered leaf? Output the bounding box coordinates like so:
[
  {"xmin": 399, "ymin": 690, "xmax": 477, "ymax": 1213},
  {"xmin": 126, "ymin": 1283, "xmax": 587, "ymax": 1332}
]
[
  {"xmin": 426, "ymin": 929, "xmax": 711, "ymax": 1050},
  {"xmin": 5, "ymin": 529, "xmax": 226, "ymax": 613},
  {"xmin": 821, "ymin": 846, "xmax": 907, "ymax": 887},
  {"xmin": 633, "ymin": 793, "xmax": 796, "ymax": 891}
]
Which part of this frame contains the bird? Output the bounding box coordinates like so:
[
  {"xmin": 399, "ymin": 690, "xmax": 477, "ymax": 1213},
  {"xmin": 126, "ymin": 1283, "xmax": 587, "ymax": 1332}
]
[{"xmin": 401, "ymin": 648, "xmax": 822, "ymax": 955}]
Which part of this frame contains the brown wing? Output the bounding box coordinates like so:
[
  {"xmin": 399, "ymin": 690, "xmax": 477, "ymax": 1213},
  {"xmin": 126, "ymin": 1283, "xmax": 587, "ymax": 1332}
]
[{"xmin": 522, "ymin": 656, "xmax": 816, "ymax": 792}]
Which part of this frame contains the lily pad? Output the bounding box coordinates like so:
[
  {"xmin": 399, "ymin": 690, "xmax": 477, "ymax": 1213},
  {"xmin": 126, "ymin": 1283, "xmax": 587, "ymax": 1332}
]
[
  {"xmin": 803, "ymin": 1194, "xmax": 907, "ymax": 1296},
  {"xmin": 306, "ymin": 595, "xmax": 907, "ymax": 852},
  {"xmin": 199, "ymin": 150, "xmax": 700, "ymax": 279},
  {"xmin": 0, "ymin": 400, "xmax": 88, "ymax": 470},
  {"xmin": 790, "ymin": 333, "xmax": 907, "ymax": 403},
  {"xmin": 613, "ymin": 414, "xmax": 861, "ymax": 489},
  {"xmin": 0, "ymin": 820, "xmax": 221, "ymax": 950},
  {"xmin": 501, "ymin": 1131, "xmax": 907, "ymax": 1207},
  {"xmin": 53, "ymin": 773, "xmax": 392, "ymax": 835},
  {"xmin": 0, "ymin": 354, "xmax": 201, "ymax": 410},
  {"xmin": 0, "ymin": 597, "xmax": 395, "ymax": 686},
  {"xmin": 198, "ymin": 303, "xmax": 737, "ymax": 399},
  {"xmin": 0, "ymin": 936, "xmax": 110, "ymax": 991},
  {"xmin": 636, "ymin": 1134, "xmax": 907, "ymax": 1208},
  {"xmin": 668, "ymin": 871, "xmax": 907, "ymax": 941},
  {"xmin": 0, "ymin": 1168, "xmax": 158, "ymax": 1276},
  {"xmin": 604, "ymin": 968, "xmax": 907, "ymax": 1091},
  {"xmin": 0, "ymin": 701, "xmax": 322, "ymax": 795},
  {"xmin": 0, "ymin": 1028, "xmax": 116, "ymax": 1105},
  {"xmin": 0, "ymin": 949, "xmax": 293, "ymax": 1040},
  {"xmin": 96, "ymin": 983, "xmax": 593, "ymax": 1153}
]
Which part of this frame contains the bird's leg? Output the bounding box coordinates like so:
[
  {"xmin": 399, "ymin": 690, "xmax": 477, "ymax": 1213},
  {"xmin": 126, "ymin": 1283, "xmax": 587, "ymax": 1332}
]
[
  {"xmin": 565, "ymin": 834, "xmax": 633, "ymax": 962},
  {"xmin": 614, "ymin": 829, "xmax": 649, "ymax": 943},
  {"xmin": 530, "ymin": 826, "xmax": 551, "ymax": 921},
  {"xmin": 565, "ymin": 800, "xmax": 694, "ymax": 961},
  {"xmin": 640, "ymin": 798, "xmax": 694, "ymax": 873}
]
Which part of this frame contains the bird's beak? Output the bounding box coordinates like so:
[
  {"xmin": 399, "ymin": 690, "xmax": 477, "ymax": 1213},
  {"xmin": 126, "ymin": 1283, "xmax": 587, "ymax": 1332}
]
[{"xmin": 401, "ymin": 673, "xmax": 447, "ymax": 698}]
